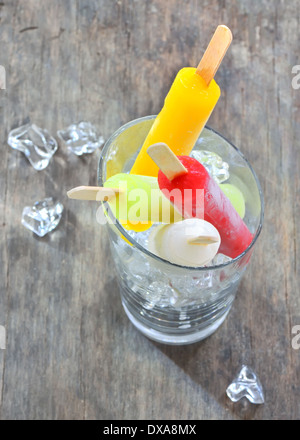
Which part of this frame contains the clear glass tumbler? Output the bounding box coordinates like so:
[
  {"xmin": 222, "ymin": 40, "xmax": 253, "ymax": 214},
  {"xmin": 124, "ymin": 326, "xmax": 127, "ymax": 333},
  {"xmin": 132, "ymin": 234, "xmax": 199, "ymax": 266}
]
[{"xmin": 97, "ymin": 116, "xmax": 264, "ymax": 345}]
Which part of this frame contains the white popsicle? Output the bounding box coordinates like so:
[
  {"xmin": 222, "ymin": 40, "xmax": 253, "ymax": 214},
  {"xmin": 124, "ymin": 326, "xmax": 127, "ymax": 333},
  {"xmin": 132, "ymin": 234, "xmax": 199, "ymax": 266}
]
[{"xmin": 148, "ymin": 218, "xmax": 221, "ymax": 267}]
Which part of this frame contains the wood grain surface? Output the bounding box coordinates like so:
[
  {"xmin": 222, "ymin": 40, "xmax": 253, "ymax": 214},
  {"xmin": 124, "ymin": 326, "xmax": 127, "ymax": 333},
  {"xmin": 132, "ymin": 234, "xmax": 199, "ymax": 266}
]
[{"xmin": 0, "ymin": 0, "xmax": 299, "ymax": 420}]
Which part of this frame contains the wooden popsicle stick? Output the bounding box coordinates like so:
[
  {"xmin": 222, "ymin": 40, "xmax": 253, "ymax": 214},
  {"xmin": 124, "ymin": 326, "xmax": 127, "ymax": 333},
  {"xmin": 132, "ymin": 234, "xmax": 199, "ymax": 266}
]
[
  {"xmin": 67, "ymin": 186, "xmax": 123, "ymax": 201},
  {"xmin": 147, "ymin": 143, "xmax": 188, "ymax": 181},
  {"xmin": 187, "ymin": 235, "xmax": 220, "ymax": 245},
  {"xmin": 196, "ymin": 25, "xmax": 233, "ymax": 86}
]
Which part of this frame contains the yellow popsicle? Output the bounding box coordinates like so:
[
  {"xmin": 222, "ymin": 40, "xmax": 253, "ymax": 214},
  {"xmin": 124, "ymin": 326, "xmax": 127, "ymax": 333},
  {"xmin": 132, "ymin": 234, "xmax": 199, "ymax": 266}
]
[
  {"xmin": 130, "ymin": 68, "xmax": 220, "ymax": 177},
  {"xmin": 130, "ymin": 25, "xmax": 232, "ymax": 177}
]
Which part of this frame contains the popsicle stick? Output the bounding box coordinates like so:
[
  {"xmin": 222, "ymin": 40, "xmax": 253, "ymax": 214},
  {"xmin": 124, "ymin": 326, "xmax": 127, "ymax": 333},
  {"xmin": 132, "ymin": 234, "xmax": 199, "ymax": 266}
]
[
  {"xmin": 67, "ymin": 186, "xmax": 123, "ymax": 201},
  {"xmin": 188, "ymin": 235, "xmax": 220, "ymax": 245},
  {"xmin": 147, "ymin": 143, "xmax": 188, "ymax": 181},
  {"xmin": 196, "ymin": 25, "xmax": 233, "ymax": 86}
]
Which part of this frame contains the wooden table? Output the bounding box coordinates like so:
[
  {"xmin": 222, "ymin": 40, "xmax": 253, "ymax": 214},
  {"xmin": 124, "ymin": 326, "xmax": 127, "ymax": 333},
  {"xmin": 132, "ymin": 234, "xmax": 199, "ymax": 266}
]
[{"xmin": 0, "ymin": 0, "xmax": 299, "ymax": 420}]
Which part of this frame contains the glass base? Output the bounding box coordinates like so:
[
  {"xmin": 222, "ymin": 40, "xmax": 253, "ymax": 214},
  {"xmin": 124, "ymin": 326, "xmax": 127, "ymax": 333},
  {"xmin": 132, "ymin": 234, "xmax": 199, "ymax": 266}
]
[{"xmin": 122, "ymin": 301, "xmax": 230, "ymax": 345}]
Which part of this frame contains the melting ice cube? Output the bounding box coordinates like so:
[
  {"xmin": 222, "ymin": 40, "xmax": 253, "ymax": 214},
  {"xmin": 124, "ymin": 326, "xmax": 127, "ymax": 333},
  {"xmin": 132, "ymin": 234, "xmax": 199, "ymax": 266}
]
[
  {"xmin": 191, "ymin": 150, "xmax": 230, "ymax": 184},
  {"xmin": 22, "ymin": 198, "xmax": 64, "ymax": 237},
  {"xmin": 8, "ymin": 123, "xmax": 58, "ymax": 171},
  {"xmin": 226, "ymin": 365, "xmax": 265, "ymax": 404},
  {"xmin": 57, "ymin": 121, "xmax": 104, "ymax": 155}
]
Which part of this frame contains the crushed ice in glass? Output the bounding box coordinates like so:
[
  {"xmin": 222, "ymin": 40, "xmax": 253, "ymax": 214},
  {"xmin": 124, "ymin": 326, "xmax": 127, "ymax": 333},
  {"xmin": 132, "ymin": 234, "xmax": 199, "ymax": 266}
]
[
  {"xmin": 8, "ymin": 123, "xmax": 58, "ymax": 171},
  {"xmin": 191, "ymin": 150, "xmax": 230, "ymax": 184},
  {"xmin": 57, "ymin": 121, "xmax": 104, "ymax": 155},
  {"xmin": 22, "ymin": 197, "xmax": 64, "ymax": 237},
  {"xmin": 226, "ymin": 365, "xmax": 265, "ymax": 404}
]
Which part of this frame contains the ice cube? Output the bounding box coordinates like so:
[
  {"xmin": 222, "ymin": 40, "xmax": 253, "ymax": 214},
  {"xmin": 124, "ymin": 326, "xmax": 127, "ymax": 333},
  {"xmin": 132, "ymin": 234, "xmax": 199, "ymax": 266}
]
[
  {"xmin": 146, "ymin": 281, "xmax": 177, "ymax": 307},
  {"xmin": 57, "ymin": 121, "xmax": 104, "ymax": 155},
  {"xmin": 8, "ymin": 123, "xmax": 58, "ymax": 171},
  {"xmin": 210, "ymin": 253, "xmax": 232, "ymax": 266},
  {"xmin": 226, "ymin": 365, "xmax": 265, "ymax": 404},
  {"xmin": 169, "ymin": 273, "xmax": 214, "ymax": 307},
  {"xmin": 191, "ymin": 150, "xmax": 230, "ymax": 184},
  {"xmin": 22, "ymin": 198, "xmax": 64, "ymax": 237}
]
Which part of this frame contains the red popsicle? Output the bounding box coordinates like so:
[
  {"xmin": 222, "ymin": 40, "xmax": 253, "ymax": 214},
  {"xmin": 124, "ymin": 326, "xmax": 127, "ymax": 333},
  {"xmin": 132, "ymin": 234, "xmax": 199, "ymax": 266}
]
[{"xmin": 147, "ymin": 143, "xmax": 253, "ymax": 259}]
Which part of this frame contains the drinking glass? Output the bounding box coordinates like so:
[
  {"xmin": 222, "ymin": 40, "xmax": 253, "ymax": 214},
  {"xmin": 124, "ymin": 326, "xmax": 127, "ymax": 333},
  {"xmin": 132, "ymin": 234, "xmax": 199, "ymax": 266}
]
[{"xmin": 97, "ymin": 116, "xmax": 264, "ymax": 345}]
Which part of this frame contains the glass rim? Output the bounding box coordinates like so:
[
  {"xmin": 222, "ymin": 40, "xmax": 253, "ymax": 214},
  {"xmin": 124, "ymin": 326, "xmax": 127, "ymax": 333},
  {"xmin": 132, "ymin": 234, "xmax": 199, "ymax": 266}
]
[{"xmin": 98, "ymin": 115, "xmax": 264, "ymax": 271}]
